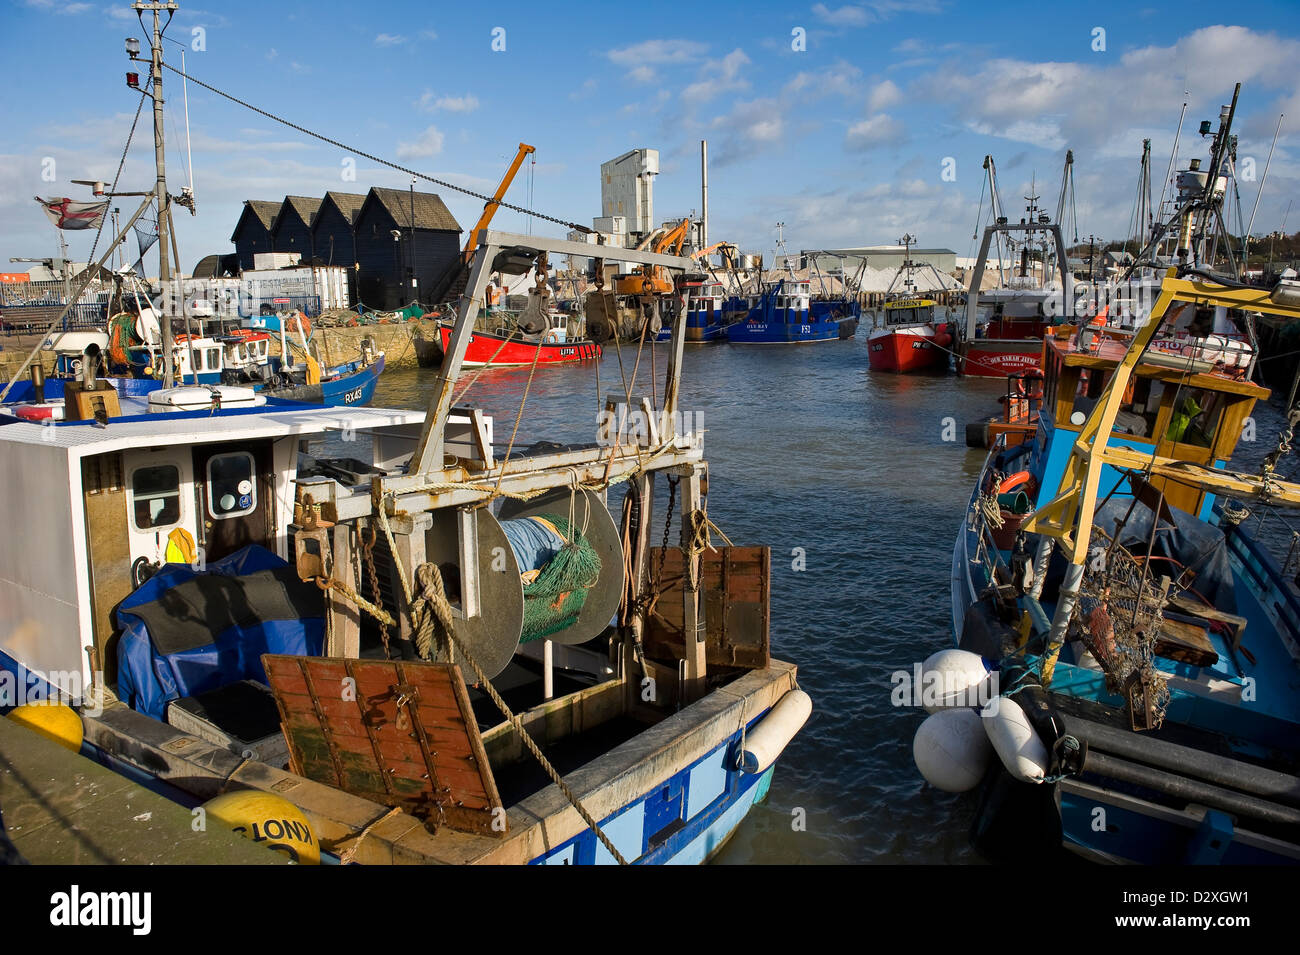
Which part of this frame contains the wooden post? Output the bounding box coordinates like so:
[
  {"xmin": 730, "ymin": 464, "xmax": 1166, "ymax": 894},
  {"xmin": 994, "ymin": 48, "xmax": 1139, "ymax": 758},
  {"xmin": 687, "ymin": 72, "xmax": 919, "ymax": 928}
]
[
  {"xmin": 680, "ymin": 467, "xmax": 706, "ymax": 703},
  {"xmin": 386, "ymin": 512, "xmax": 432, "ymax": 652},
  {"xmin": 327, "ymin": 523, "xmax": 360, "ymax": 658}
]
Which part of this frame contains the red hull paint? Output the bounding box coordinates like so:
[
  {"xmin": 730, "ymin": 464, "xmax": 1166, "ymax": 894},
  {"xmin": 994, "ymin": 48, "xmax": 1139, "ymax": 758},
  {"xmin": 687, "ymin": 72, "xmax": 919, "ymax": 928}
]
[
  {"xmin": 867, "ymin": 329, "xmax": 950, "ymax": 373},
  {"xmin": 438, "ymin": 326, "xmax": 602, "ymax": 367},
  {"xmin": 959, "ymin": 340, "xmax": 1044, "ymax": 378}
]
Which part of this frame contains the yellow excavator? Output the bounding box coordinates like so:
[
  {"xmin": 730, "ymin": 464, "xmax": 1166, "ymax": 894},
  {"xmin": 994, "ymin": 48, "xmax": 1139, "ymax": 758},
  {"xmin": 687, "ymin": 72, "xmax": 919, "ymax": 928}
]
[
  {"xmin": 613, "ymin": 218, "xmax": 691, "ymax": 298},
  {"xmin": 431, "ymin": 143, "xmax": 535, "ymax": 302}
]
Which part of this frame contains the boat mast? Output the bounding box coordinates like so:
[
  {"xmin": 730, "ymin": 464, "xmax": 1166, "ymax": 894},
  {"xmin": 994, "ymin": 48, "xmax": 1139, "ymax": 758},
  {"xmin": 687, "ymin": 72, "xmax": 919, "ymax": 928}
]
[{"xmin": 134, "ymin": 0, "xmax": 177, "ymax": 387}]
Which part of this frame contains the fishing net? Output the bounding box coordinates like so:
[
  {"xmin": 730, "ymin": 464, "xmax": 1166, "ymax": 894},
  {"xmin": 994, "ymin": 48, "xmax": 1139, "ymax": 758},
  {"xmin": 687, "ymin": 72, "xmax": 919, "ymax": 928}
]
[
  {"xmin": 1075, "ymin": 526, "xmax": 1171, "ymax": 728},
  {"xmin": 517, "ymin": 515, "xmax": 602, "ymax": 644}
]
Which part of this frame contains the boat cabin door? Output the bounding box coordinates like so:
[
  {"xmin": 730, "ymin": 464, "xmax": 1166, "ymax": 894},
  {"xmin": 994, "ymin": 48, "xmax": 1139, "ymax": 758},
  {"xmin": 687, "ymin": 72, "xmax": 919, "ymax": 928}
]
[
  {"xmin": 193, "ymin": 441, "xmax": 276, "ymax": 562},
  {"xmin": 122, "ymin": 448, "xmax": 198, "ymax": 588}
]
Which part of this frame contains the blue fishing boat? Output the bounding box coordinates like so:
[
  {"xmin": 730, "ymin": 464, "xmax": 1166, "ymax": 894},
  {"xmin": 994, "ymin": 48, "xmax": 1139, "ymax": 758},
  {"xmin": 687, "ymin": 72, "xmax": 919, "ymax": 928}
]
[
  {"xmin": 655, "ymin": 280, "xmax": 736, "ymax": 343},
  {"xmin": 725, "ymin": 279, "xmax": 845, "ymax": 344},
  {"xmin": 930, "ymin": 266, "xmax": 1300, "ymax": 865}
]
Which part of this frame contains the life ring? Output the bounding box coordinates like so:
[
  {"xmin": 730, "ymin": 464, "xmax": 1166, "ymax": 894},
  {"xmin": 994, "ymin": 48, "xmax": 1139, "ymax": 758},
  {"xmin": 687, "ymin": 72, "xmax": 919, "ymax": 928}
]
[{"xmin": 998, "ymin": 471, "xmax": 1032, "ymax": 494}]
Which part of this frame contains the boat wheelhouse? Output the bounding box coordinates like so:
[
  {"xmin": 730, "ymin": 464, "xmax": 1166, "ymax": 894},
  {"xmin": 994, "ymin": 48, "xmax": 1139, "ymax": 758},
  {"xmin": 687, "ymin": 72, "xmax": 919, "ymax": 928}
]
[
  {"xmin": 726, "ymin": 279, "xmax": 843, "ymax": 344},
  {"xmin": 868, "ymin": 297, "xmax": 953, "ymax": 373}
]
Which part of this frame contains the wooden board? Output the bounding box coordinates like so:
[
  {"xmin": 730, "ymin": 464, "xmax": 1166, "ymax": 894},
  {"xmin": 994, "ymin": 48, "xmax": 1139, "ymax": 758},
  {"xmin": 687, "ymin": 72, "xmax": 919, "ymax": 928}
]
[
  {"xmin": 643, "ymin": 546, "xmax": 770, "ymax": 670},
  {"xmin": 1153, "ymin": 618, "xmax": 1219, "ymax": 668},
  {"xmin": 262, "ymin": 655, "xmax": 506, "ymax": 837}
]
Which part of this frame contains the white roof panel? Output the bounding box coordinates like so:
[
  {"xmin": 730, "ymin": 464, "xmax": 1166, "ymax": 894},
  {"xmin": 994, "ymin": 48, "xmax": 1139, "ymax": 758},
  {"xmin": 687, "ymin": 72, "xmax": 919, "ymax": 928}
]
[{"xmin": 0, "ymin": 404, "xmax": 426, "ymax": 457}]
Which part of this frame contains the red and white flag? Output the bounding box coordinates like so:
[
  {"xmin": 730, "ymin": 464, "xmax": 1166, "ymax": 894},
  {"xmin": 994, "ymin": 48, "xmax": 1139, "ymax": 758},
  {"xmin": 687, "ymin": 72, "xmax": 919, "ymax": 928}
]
[{"xmin": 34, "ymin": 196, "xmax": 109, "ymax": 231}]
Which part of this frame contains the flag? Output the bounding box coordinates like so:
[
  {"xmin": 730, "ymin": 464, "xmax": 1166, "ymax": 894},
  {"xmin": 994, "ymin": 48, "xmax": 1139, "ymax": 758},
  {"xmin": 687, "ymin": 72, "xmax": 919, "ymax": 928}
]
[{"xmin": 35, "ymin": 196, "xmax": 109, "ymax": 231}]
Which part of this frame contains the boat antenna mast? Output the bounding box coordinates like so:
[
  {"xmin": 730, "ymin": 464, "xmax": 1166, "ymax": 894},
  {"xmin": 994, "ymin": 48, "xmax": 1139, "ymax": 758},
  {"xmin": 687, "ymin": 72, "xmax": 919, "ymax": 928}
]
[
  {"xmin": 983, "ymin": 156, "xmax": 1008, "ymax": 286},
  {"xmin": 130, "ymin": 0, "xmax": 179, "ymax": 388}
]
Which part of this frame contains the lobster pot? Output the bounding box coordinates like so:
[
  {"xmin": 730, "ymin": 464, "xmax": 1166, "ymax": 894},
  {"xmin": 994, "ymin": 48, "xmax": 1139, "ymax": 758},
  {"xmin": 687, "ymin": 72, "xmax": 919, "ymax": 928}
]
[{"xmin": 422, "ymin": 488, "xmax": 625, "ymax": 680}]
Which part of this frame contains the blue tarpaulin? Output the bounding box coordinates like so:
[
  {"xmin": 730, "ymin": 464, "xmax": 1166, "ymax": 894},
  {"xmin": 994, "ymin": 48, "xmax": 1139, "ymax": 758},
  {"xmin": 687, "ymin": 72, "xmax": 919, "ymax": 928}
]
[{"xmin": 115, "ymin": 545, "xmax": 323, "ymax": 720}]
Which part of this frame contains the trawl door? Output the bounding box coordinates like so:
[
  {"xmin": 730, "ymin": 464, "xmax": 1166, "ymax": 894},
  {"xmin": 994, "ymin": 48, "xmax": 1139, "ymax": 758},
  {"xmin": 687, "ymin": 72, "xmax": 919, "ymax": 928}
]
[{"xmin": 194, "ymin": 441, "xmax": 275, "ymax": 562}]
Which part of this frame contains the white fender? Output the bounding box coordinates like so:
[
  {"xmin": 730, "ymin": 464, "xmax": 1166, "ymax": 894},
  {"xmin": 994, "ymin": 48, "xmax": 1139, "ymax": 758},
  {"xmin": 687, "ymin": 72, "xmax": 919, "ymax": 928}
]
[
  {"xmin": 981, "ymin": 696, "xmax": 1049, "ymax": 784},
  {"xmin": 913, "ymin": 707, "xmax": 991, "ymax": 792},
  {"xmin": 736, "ymin": 689, "xmax": 812, "ymax": 774},
  {"xmin": 921, "ymin": 648, "xmax": 993, "ymax": 713}
]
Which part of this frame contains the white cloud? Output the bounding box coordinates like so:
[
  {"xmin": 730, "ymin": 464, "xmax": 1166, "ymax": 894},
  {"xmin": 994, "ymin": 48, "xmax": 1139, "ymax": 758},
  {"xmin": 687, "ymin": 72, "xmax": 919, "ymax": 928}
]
[
  {"xmin": 374, "ymin": 33, "xmax": 406, "ymax": 47},
  {"xmin": 607, "ymin": 38, "xmax": 708, "ymax": 66},
  {"xmin": 845, "ymin": 113, "xmax": 904, "ymax": 150},
  {"xmin": 415, "ymin": 91, "xmax": 480, "ymax": 113},
  {"xmin": 683, "ymin": 49, "xmax": 750, "ymax": 103},
  {"xmin": 813, "ymin": 1, "xmax": 942, "ymax": 28},
  {"xmin": 867, "ymin": 79, "xmax": 902, "ymax": 112},
  {"xmin": 919, "ymin": 26, "xmax": 1300, "ymax": 152},
  {"xmin": 607, "ymin": 38, "xmax": 708, "ymax": 80},
  {"xmin": 22, "ymin": 0, "xmax": 94, "ymax": 12},
  {"xmin": 812, "ymin": 4, "xmax": 872, "ymax": 27},
  {"xmin": 784, "ymin": 61, "xmax": 863, "ymax": 99},
  {"xmin": 396, "ymin": 126, "xmax": 444, "ymax": 159}
]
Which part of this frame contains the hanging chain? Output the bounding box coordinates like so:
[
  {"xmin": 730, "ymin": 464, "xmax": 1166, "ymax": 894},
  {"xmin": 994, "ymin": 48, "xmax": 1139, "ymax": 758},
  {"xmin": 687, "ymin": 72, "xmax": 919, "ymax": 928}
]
[
  {"xmin": 363, "ymin": 520, "xmax": 391, "ymax": 658},
  {"xmin": 656, "ymin": 475, "xmax": 678, "ymax": 591}
]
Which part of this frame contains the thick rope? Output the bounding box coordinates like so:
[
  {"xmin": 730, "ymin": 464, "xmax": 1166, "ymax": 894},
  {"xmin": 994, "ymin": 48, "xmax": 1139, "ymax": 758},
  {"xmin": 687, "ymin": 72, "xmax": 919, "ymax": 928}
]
[
  {"xmin": 316, "ymin": 575, "xmax": 394, "ymax": 627},
  {"xmin": 410, "ymin": 563, "xmax": 456, "ymax": 661}
]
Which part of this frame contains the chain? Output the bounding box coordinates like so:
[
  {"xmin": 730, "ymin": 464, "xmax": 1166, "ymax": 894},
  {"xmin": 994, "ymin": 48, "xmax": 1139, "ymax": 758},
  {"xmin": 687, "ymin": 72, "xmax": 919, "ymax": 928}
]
[
  {"xmin": 161, "ymin": 62, "xmax": 587, "ymax": 234},
  {"xmin": 362, "ymin": 520, "xmax": 391, "ymax": 657},
  {"xmin": 656, "ymin": 475, "xmax": 678, "ymax": 594}
]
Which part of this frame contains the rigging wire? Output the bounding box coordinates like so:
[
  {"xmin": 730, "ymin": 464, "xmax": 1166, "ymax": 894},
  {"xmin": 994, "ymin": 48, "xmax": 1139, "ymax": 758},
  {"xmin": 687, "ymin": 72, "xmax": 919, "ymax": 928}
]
[{"xmin": 161, "ymin": 61, "xmax": 588, "ymax": 234}]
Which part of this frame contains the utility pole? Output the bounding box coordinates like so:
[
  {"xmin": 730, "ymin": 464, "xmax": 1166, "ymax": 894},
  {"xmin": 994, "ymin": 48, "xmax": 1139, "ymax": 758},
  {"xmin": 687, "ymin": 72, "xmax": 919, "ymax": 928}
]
[{"xmin": 132, "ymin": 1, "xmax": 178, "ymax": 386}]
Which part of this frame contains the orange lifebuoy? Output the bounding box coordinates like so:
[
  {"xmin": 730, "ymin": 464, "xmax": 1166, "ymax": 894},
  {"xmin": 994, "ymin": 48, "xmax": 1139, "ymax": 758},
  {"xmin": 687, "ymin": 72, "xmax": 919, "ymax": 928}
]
[{"xmin": 999, "ymin": 471, "xmax": 1032, "ymax": 493}]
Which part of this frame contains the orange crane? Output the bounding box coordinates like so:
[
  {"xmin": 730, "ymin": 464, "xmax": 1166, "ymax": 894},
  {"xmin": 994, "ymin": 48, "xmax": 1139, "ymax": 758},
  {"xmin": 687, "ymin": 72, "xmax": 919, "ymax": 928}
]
[
  {"xmin": 613, "ymin": 218, "xmax": 691, "ymax": 297},
  {"xmin": 463, "ymin": 143, "xmax": 536, "ymax": 265}
]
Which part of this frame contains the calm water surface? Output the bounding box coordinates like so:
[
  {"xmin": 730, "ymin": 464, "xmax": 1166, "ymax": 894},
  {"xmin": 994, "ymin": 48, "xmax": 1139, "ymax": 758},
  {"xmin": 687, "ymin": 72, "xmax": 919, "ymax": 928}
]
[{"xmin": 369, "ymin": 331, "xmax": 1300, "ymax": 864}]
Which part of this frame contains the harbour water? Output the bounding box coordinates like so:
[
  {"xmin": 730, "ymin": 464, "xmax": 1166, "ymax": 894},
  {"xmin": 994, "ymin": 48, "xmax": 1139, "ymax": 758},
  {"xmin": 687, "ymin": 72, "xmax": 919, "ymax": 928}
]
[{"xmin": 373, "ymin": 331, "xmax": 1004, "ymax": 863}]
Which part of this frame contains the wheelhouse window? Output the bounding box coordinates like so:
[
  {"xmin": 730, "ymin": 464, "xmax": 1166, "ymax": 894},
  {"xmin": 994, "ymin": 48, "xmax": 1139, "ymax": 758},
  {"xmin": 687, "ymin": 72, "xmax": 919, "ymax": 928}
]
[
  {"xmin": 131, "ymin": 465, "xmax": 181, "ymax": 530},
  {"xmin": 206, "ymin": 452, "xmax": 256, "ymax": 519},
  {"xmin": 1166, "ymin": 387, "xmax": 1223, "ymax": 449}
]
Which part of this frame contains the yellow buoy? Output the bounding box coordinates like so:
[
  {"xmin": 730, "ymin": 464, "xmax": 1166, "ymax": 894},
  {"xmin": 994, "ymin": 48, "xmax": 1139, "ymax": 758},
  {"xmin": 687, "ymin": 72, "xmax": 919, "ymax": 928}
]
[
  {"xmin": 201, "ymin": 790, "xmax": 320, "ymax": 865},
  {"xmin": 6, "ymin": 702, "xmax": 84, "ymax": 753}
]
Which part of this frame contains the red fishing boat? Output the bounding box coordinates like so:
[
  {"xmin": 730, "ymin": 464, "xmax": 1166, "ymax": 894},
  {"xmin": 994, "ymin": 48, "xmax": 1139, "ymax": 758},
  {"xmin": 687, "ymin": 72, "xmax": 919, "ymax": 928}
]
[
  {"xmin": 867, "ymin": 297, "xmax": 954, "ymax": 373},
  {"xmin": 437, "ymin": 314, "xmax": 602, "ymax": 368},
  {"xmin": 866, "ymin": 235, "xmax": 957, "ymax": 373}
]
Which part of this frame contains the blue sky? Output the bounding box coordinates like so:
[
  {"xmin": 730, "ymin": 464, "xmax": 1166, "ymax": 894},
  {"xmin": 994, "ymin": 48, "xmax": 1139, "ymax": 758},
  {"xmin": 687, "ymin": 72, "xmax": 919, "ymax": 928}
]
[{"xmin": 3, "ymin": 0, "xmax": 1298, "ymax": 272}]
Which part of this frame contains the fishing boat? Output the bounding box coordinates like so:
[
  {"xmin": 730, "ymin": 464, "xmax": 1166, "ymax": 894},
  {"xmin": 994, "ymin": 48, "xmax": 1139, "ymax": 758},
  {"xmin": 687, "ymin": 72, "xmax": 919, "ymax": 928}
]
[
  {"xmin": 956, "ymin": 156, "xmax": 1078, "ymax": 378},
  {"xmin": 0, "ymin": 10, "xmax": 807, "ymax": 866},
  {"xmin": 725, "ymin": 278, "xmax": 845, "ymax": 344},
  {"xmin": 436, "ymin": 312, "xmax": 601, "ymax": 367},
  {"xmin": 925, "ymin": 262, "xmax": 1300, "ymax": 864},
  {"xmin": 867, "ymin": 236, "xmax": 957, "ymax": 373},
  {"xmin": 654, "ymin": 279, "xmax": 737, "ymax": 343}
]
